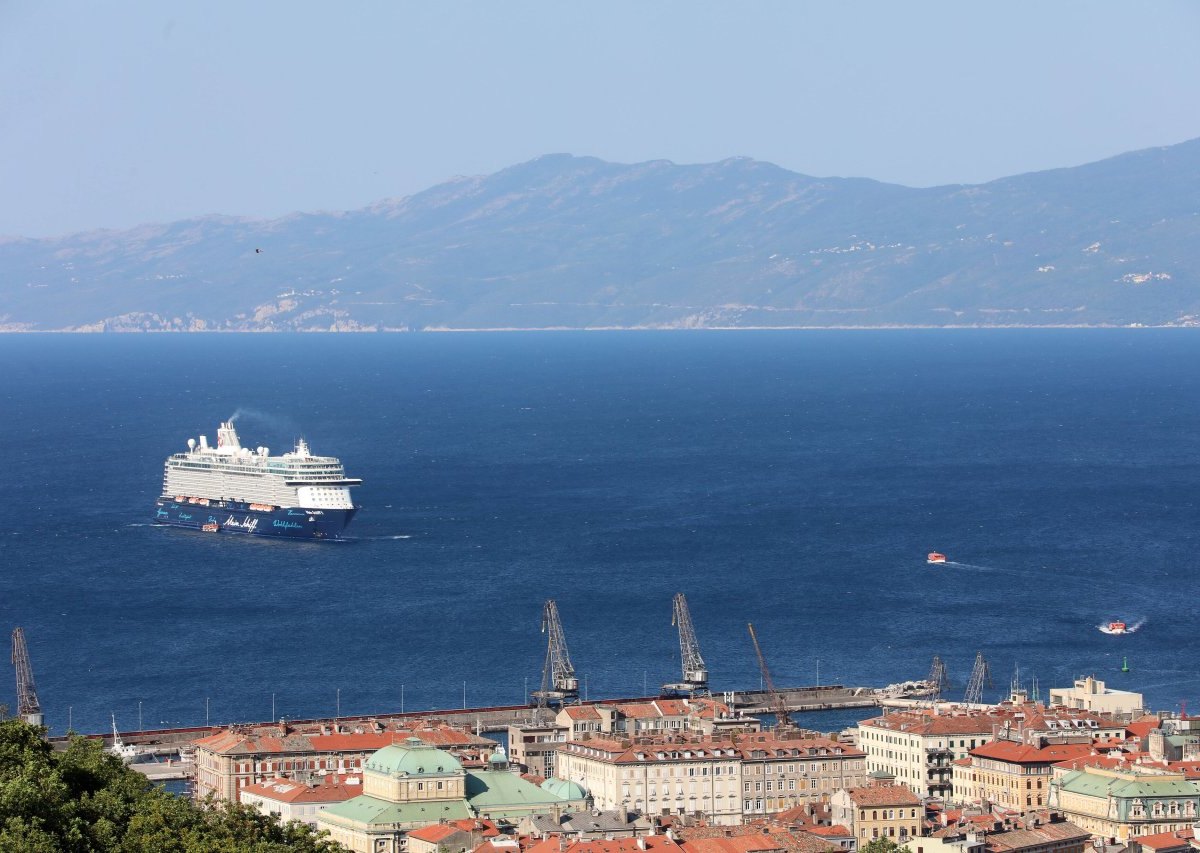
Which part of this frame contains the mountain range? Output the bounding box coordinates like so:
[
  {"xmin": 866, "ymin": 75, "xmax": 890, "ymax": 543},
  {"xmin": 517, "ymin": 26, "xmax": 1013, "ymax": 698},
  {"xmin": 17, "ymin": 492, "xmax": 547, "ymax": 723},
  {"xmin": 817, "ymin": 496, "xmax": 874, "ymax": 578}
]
[{"xmin": 3, "ymin": 139, "xmax": 1200, "ymax": 331}]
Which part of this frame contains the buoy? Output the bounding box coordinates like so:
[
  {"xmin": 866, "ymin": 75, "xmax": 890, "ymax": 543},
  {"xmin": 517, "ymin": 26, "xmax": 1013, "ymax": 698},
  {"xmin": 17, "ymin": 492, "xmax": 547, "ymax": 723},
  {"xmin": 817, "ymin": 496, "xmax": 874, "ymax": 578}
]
[{"xmin": 1121, "ymin": 656, "xmax": 1130, "ymax": 673}]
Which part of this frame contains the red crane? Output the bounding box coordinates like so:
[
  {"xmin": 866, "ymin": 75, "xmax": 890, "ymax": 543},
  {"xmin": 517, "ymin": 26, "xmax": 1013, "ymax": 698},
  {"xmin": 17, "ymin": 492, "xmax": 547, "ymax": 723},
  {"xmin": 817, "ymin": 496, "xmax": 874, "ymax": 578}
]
[{"xmin": 747, "ymin": 622, "xmax": 791, "ymax": 731}]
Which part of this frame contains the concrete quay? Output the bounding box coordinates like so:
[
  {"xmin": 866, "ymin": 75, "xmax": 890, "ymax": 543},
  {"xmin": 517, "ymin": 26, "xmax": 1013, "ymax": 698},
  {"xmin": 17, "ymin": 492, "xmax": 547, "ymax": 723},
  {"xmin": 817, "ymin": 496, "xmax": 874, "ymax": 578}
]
[{"xmin": 52, "ymin": 684, "xmax": 884, "ymax": 755}]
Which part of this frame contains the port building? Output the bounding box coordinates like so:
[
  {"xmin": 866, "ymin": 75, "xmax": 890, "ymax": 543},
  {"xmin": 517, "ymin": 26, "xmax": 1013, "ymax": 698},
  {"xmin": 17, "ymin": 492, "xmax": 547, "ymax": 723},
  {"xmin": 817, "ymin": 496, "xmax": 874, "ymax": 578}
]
[
  {"xmin": 1048, "ymin": 678, "xmax": 1144, "ymax": 720},
  {"xmin": 552, "ymin": 732, "xmax": 866, "ymax": 825},
  {"xmin": 192, "ymin": 720, "xmax": 495, "ymax": 801}
]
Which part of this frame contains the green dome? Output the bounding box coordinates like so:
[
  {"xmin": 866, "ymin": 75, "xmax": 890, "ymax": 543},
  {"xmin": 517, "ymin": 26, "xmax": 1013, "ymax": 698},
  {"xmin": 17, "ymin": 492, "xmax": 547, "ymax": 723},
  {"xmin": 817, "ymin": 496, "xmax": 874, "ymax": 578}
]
[
  {"xmin": 365, "ymin": 737, "xmax": 464, "ymax": 777},
  {"xmin": 541, "ymin": 777, "xmax": 588, "ymax": 801}
]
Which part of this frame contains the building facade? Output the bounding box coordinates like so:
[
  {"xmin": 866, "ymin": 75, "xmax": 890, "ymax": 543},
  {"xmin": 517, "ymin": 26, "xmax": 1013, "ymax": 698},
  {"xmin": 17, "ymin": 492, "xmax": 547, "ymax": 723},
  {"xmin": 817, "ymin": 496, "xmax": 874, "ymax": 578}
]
[
  {"xmin": 952, "ymin": 740, "xmax": 1100, "ymax": 809},
  {"xmin": 738, "ymin": 735, "xmax": 868, "ymax": 817},
  {"xmin": 553, "ymin": 736, "xmax": 745, "ymax": 825},
  {"xmin": 831, "ymin": 782, "xmax": 924, "ymax": 843},
  {"xmin": 508, "ymin": 720, "xmax": 570, "ymax": 778},
  {"xmin": 1047, "ymin": 766, "xmax": 1200, "ymax": 843},
  {"xmin": 858, "ymin": 706, "xmax": 1126, "ymax": 800},
  {"xmin": 1048, "ymin": 678, "xmax": 1144, "ymax": 720}
]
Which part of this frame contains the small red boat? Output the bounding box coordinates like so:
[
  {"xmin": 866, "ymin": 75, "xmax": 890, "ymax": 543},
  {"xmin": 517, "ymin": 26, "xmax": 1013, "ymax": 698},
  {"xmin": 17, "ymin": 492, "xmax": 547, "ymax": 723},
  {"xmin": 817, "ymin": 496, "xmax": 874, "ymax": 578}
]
[
  {"xmin": 1107, "ymin": 620, "xmax": 1127, "ymax": 634},
  {"xmin": 927, "ymin": 552, "xmax": 947, "ymax": 564},
  {"xmin": 201, "ymin": 523, "xmax": 220, "ymax": 533}
]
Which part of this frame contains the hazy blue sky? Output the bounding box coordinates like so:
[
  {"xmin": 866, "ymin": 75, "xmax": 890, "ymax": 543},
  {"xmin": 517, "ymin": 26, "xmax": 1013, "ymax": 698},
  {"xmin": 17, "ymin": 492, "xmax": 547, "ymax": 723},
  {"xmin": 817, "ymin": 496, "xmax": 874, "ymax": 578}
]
[{"xmin": 3, "ymin": 1, "xmax": 1199, "ymax": 238}]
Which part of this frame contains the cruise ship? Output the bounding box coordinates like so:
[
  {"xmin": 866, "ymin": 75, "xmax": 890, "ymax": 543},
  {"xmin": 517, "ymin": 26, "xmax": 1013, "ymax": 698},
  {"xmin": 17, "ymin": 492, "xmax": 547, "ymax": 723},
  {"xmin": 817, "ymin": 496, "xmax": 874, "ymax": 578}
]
[{"xmin": 153, "ymin": 421, "xmax": 361, "ymax": 540}]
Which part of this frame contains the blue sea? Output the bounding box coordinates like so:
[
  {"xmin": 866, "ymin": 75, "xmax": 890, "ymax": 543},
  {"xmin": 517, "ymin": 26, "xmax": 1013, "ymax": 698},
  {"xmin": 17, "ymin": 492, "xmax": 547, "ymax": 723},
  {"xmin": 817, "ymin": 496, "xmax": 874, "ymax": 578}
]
[{"xmin": 1, "ymin": 331, "xmax": 1198, "ymax": 737}]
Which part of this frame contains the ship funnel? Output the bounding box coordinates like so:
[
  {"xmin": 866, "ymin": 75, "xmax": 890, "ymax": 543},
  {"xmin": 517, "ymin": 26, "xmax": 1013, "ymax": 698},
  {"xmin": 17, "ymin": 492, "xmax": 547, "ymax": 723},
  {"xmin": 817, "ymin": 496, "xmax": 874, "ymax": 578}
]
[
  {"xmin": 199, "ymin": 435, "xmax": 209, "ymax": 450},
  {"xmin": 216, "ymin": 421, "xmax": 242, "ymax": 452}
]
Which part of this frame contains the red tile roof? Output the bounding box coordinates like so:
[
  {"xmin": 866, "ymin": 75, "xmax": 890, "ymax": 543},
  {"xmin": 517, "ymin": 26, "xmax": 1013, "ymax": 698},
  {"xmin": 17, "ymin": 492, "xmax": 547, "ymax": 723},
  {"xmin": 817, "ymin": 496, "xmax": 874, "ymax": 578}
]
[
  {"xmin": 563, "ymin": 706, "xmax": 603, "ymax": 721},
  {"xmin": 805, "ymin": 826, "xmax": 852, "ymax": 838},
  {"xmin": 1167, "ymin": 761, "xmax": 1200, "ymax": 779},
  {"xmin": 844, "ymin": 783, "xmax": 922, "ymax": 807},
  {"xmin": 862, "ymin": 705, "xmax": 1122, "ymax": 738},
  {"xmin": 677, "ymin": 826, "xmax": 838, "ymax": 853},
  {"xmin": 410, "ymin": 824, "xmax": 467, "ymax": 843},
  {"xmin": 239, "ymin": 773, "xmax": 362, "ymax": 804},
  {"xmin": 1131, "ymin": 827, "xmax": 1196, "ymax": 851},
  {"xmin": 1126, "ymin": 716, "xmax": 1163, "ymax": 740},
  {"xmin": 527, "ymin": 836, "xmax": 684, "ymax": 853},
  {"xmin": 1052, "ymin": 753, "xmax": 1167, "ymax": 773},
  {"xmin": 968, "ymin": 741, "xmax": 1095, "ymax": 764},
  {"xmin": 194, "ymin": 723, "xmax": 490, "ymax": 757}
]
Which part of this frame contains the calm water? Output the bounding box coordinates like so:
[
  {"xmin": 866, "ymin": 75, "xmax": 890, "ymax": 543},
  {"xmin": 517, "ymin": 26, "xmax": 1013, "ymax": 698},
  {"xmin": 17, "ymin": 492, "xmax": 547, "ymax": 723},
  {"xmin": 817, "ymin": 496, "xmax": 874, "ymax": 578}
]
[{"xmin": 1, "ymin": 331, "xmax": 1198, "ymax": 736}]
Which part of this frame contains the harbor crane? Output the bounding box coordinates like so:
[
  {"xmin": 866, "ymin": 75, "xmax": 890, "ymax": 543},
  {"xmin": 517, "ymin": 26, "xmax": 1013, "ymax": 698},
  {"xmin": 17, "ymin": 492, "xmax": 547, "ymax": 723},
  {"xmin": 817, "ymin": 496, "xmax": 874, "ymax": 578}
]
[
  {"xmin": 747, "ymin": 622, "xmax": 791, "ymax": 731},
  {"xmin": 925, "ymin": 655, "xmax": 949, "ymax": 705},
  {"xmin": 11, "ymin": 628, "xmax": 43, "ymax": 727},
  {"xmin": 531, "ymin": 600, "xmax": 580, "ymax": 716},
  {"xmin": 662, "ymin": 593, "xmax": 710, "ymax": 696},
  {"xmin": 963, "ymin": 651, "xmax": 993, "ymax": 706}
]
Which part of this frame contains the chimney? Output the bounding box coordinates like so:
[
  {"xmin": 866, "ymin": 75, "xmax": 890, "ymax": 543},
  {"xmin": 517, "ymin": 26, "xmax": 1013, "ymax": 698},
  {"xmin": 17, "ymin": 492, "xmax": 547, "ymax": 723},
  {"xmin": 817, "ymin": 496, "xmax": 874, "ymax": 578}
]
[{"xmin": 637, "ymin": 838, "xmax": 647, "ymax": 851}]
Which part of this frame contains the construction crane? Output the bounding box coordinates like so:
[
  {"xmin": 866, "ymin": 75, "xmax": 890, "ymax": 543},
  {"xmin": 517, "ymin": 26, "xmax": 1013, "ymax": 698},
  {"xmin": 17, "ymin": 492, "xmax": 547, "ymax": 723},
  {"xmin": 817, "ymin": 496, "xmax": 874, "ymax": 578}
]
[
  {"xmin": 925, "ymin": 655, "xmax": 949, "ymax": 705},
  {"xmin": 531, "ymin": 600, "xmax": 579, "ymax": 715},
  {"xmin": 963, "ymin": 651, "xmax": 993, "ymax": 706},
  {"xmin": 747, "ymin": 622, "xmax": 791, "ymax": 731},
  {"xmin": 11, "ymin": 628, "xmax": 43, "ymax": 727},
  {"xmin": 662, "ymin": 593, "xmax": 710, "ymax": 696}
]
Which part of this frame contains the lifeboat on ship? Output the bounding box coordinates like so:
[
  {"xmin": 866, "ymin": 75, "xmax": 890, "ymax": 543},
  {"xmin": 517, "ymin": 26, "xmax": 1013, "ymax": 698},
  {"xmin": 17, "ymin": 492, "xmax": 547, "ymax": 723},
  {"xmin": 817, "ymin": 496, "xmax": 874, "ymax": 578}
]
[
  {"xmin": 201, "ymin": 523, "xmax": 219, "ymax": 533},
  {"xmin": 927, "ymin": 552, "xmax": 947, "ymax": 564}
]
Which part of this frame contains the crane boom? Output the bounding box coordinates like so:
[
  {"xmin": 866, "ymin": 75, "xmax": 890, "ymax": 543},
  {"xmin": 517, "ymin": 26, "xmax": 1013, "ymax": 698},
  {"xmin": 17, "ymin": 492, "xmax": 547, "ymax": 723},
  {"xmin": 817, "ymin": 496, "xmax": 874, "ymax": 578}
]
[
  {"xmin": 663, "ymin": 593, "xmax": 709, "ymax": 695},
  {"xmin": 747, "ymin": 622, "xmax": 790, "ymax": 730},
  {"xmin": 11, "ymin": 628, "xmax": 43, "ymax": 727}
]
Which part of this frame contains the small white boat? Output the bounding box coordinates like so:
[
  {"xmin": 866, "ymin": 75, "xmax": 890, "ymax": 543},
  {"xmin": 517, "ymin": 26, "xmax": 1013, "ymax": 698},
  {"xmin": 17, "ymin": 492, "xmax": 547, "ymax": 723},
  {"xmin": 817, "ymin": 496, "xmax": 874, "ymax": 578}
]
[{"xmin": 109, "ymin": 713, "xmax": 137, "ymax": 763}]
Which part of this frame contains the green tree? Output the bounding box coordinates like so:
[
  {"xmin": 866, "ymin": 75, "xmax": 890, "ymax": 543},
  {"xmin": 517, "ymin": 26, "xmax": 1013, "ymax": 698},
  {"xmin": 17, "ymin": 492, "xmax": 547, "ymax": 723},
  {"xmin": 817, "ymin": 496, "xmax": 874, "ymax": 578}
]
[
  {"xmin": 860, "ymin": 838, "xmax": 909, "ymax": 853},
  {"xmin": 0, "ymin": 718, "xmax": 347, "ymax": 852}
]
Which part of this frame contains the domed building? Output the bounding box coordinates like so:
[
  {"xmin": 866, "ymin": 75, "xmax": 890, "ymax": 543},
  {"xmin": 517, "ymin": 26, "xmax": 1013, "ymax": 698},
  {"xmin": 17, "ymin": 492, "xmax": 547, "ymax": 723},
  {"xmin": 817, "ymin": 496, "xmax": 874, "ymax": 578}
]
[{"xmin": 318, "ymin": 738, "xmax": 588, "ymax": 853}]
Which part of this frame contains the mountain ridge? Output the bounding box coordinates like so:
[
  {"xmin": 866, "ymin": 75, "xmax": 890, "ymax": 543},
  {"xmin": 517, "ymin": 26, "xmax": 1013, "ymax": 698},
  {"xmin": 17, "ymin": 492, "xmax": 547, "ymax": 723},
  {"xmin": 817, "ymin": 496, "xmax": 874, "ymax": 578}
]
[{"xmin": 3, "ymin": 140, "xmax": 1200, "ymax": 331}]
